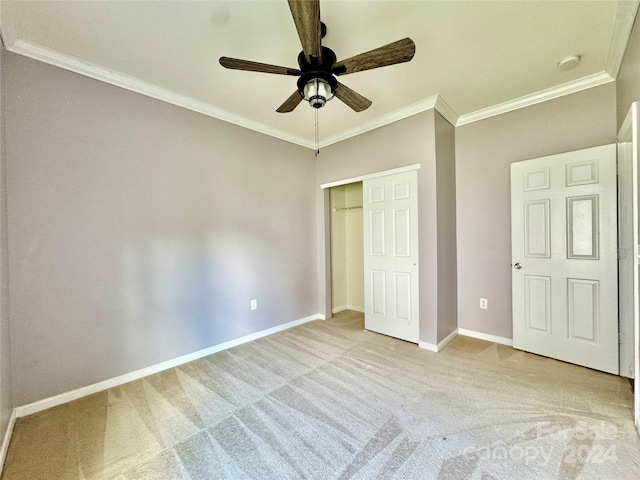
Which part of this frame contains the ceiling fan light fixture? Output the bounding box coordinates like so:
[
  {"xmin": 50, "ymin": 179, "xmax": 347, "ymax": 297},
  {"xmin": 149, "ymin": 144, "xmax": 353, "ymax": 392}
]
[
  {"xmin": 303, "ymin": 77, "xmax": 334, "ymax": 109},
  {"xmin": 220, "ymin": 1, "xmax": 415, "ymax": 115}
]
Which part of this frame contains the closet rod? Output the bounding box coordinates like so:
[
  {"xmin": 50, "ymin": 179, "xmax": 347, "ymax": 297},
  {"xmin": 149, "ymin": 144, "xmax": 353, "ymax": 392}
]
[{"xmin": 333, "ymin": 206, "xmax": 363, "ymax": 212}]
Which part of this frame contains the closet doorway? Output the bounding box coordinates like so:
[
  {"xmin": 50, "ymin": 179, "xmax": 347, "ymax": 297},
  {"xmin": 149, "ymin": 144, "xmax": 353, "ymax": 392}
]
[{"xmin": 329, "ymin": 182, "xmax": 364, "ymax": 314}]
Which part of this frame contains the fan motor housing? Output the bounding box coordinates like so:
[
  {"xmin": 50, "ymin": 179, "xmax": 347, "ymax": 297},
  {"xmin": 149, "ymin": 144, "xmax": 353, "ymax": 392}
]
[{"xmin": 296, "ymin": 46, "xmax": 338, "ymax": 98}]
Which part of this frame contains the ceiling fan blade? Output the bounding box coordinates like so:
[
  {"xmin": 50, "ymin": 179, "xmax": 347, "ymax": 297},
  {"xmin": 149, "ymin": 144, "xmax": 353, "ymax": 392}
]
[
  {"xmin": 277, "ymin": 90, "xmax": 304, "ymax": 113},
  {"xmin": 332, "ymin": 38, "xmax": 416, "ymax": 76},
  {"xmin": 334, "ymin": 82, "xmax": 372, "ymax": 112},
  {"xmin": 219, "ymin": 57, "xmax": 301, "ymax": 76},
  {"xmin": 288, "ymin": 0, "xmax": 322, "ymax": 63}
]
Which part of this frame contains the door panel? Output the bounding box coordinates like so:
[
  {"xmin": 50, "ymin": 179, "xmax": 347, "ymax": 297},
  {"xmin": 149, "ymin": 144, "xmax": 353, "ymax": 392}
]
[
  {"xmin": 524, "ymin": 168, "xmax": 550, "ymax": 191},
  {"xmin": 364, "ymin": 170, "xmax": 419, "ymax": 343},
  {"xmin": 524, "ymin": 275, "xmax": 551, "ymax": 333},
  {"xmin": 394, "ymin": 272, "xmax": 411, "ymax": 321},
  {"xmin": 370, "ymin": 211, "xmax": 385, "ymax": 255},
  {"xmin": 567, "ymin": 278, "xmax": 599, "ymax": 342},
  {"xmin": 511, "ymin": 144, "xmax": 618, "ymax": 374},
  {"xmin": 393, "ymin": 208, "xmax": 410, "ymax": 256},
  {"xmin": 566, "ymin": 160, "xmax": 598, "ymax": 186},
  {"xmin": 524, "ymin": 200, "xmax": 550, "ymax": 257},
  {"xmin": 567, "ymin": 195, "xmax": 599, "ymax": 259},
  {"xmin": 371, "ymin": 270, "xmax": 386, "ymax": 315}
]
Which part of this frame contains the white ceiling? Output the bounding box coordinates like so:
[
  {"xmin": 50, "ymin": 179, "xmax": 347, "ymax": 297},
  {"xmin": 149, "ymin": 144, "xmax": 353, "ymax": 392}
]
[{"xmin": 1, "ymin": 1, "xmax": 638, "ymax": 148}]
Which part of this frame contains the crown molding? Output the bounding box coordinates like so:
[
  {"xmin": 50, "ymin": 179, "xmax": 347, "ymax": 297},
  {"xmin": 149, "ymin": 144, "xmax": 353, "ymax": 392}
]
[
  {"xmin": 606, "ymin": 0, "xmax": 640, "ymax": 78},
  {"xmin": 320, "ymin": 95, "xmax": 440, "ymax": 148},
  {"xmin": 433, "ymin": 95, "xmax": 458, "ymax": 127},
  {"xmin": 7, "ymin": 39, "xmax": 315, "ymax": 149},
  {"xmin": 320, "ymin": 93, "xmax": 459, "ymax": 148},
  {"xmin": 6, "ymin": 36, "xmax": 449, "ymax": 149},
  {"xmin": 1, "ymin": 28, "xmax": 625, "ymax": 147},
  {"xmin": 8, "ymin": 37, "xmax": 448, "ymax": 150},
  {"xmin": 456, "ymin": 72, "xmax": 615, "ymax": 127},
  {"xmin": 0, "ymin": 2, "xmax": 14, "ymax": 50}
]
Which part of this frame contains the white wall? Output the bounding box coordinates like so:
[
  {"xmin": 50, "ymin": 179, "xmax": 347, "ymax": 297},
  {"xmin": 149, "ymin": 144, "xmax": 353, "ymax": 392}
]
[{"xmin": 4, "ymin": 52, "xmax": 318, "ymax": 406}]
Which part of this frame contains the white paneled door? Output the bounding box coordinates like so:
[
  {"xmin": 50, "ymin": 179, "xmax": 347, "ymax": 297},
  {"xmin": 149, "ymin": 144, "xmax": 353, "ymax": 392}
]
[
  {"xmin": 511, "ymin": 144, "xmax": 618, "ymax": 374},
  {"xmin": 363, "ymin": 170, "xmax": 419, "ymax": 343}
]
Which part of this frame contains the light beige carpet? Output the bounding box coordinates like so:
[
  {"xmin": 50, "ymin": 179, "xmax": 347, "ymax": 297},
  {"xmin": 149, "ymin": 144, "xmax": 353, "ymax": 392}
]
[{"xmin": 2, "ymin": 310, "xmax": 639, "ymax": 479}]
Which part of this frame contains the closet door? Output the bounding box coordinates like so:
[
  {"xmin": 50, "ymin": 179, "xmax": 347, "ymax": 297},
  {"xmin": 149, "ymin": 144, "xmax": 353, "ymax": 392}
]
[{"xmin": 363, "ymin": 170, "xmax": 419, "ymax": 343}]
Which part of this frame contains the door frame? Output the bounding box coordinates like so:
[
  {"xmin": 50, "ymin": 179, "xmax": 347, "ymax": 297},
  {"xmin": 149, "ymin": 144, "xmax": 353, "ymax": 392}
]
[
  {"xmin": 617, "ymin": 101, "xmax": 639, "ymax": 432},
  {"xmin": 320, "ymin": 164, "xmax": 421, "ymax": 320}
]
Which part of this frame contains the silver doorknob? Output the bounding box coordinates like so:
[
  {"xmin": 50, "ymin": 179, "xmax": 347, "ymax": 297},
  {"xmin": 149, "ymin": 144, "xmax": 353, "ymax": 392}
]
[{"xmin": 514, "ymin": 263, "xmax": 523, "ymax": 270}]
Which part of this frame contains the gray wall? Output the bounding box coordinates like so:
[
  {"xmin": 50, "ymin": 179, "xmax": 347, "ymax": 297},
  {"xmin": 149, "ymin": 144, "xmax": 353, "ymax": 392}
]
[
  {"xmin": 434, "ymin": 112, "xmax": 457, "ymax": 343},
  {"xmin": 455, "ymin": 83, "xmax": 617, "ymax": 339},
  {"xmin": 0, "ymin": 46, "xmax": 13, "ymax": 442},
  {"xmin": 5, "ymin": 52, "xmax": 317, "ymax": 406},
  {"xmin": 316, "ymin": 110, "xmax": 456, "ymax": 345},
  {"xmin": 617, "ymin": 9, "xmax": 640, "ymax": 128}
]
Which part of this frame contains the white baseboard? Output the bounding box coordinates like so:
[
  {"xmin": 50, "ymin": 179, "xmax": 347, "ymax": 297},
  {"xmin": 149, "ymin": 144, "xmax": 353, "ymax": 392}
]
[
  {"xmin": 457, "ymin": 328, "xmax": 513, "ymax": 347},
  {"xmin": 0, "ymin": 410, "xmax": 16, "ymax": 476},
  {"xmin": 437, "ymin": 329, "xmax": 459, "ymax": 350},
  {"xmin": 14, "ymin": 313, "xmax": 323, "ymax": 418},
  {"xmin": 332, "ymin": 305, "xmax": 365, "ymax": 314},
  {"xmin": 419, "ymin": 327, "xmax": 513, "ymax": 352},
  {"xmin": 418, "ymin": 328, "xmax": 459, "ymax": 353},
  {"xmin": 418, "ymin": 341, "xmax": 438, "ymax": 352}
]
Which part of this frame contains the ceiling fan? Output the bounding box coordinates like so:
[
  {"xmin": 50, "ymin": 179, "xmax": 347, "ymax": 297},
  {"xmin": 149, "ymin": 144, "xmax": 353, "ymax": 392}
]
[{"xmin": 219, "ymin": 0, "xmax": 416, "ymax": 113}]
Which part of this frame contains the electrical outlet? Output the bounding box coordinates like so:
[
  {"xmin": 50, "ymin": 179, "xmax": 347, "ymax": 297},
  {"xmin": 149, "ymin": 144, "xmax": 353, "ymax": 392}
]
[
  {"xmin": 250, "ymin": 299, "xmax": 257, "ymax": 311},
  {"xmin": 479, "ymin": 298, "xmax": 488, "ymax": 310}
]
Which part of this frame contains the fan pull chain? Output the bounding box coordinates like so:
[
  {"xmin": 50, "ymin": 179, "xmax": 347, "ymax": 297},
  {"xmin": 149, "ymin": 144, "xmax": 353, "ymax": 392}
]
[{"xmin": 314, "ymin": 108, "xmax": 320, "ymax": 157}]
